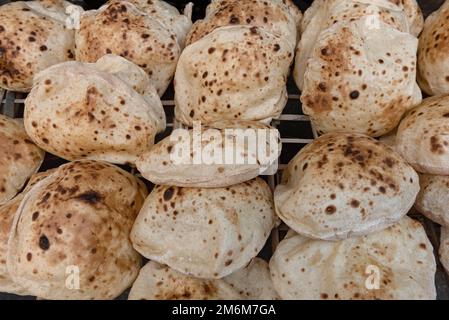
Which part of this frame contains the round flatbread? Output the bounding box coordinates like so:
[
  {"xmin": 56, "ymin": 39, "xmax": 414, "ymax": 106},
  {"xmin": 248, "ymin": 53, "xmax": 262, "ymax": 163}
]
[
  {"xmin": 131, "ymin": 178, "xmax": 276, "ymax": 279},
  {"xmin": 417, "ymin": 0, "xmax": 449, "ymax": 95},
  {"xmin": 270, "ymin": 217, "xmax": 436, "ymax": 300},
  {"xmin": 274, "ymin": 132, "xmax": 419, "ymax": 240},
  {"xmin": 75, "ymin": 0, "xmax": 191, "ymax": 96},
  {"xmin": 24, "ymin": 55, "xmax": 165, "ymax": 165},
  {"xmin": 0, "ymin": 115, "xmax": 45, "ymax": 206},
  {"xmin": 174, "ymin": 25, "xmax": 292, "ymax": 126},
  {"xmin": 396, "ymin": 95, "xmax": 449, "ymax": 175},
  {"xmin": 415, "ymin": 174, "xmax": 449, "ymax": 227},
  {"xmin": 136, "ymin": 120, "xmax": 281, "ymax": 188},
  {"xmin": 128, "ymin": 258, "xmax": 278, "ymax": 300},
  {"xmin": 0, "ymin": 0, "xmax": 80, "ymax": 92},
  {"xmin": 7, "ymin": 160, "xmax": 147, "ymax": 300}
]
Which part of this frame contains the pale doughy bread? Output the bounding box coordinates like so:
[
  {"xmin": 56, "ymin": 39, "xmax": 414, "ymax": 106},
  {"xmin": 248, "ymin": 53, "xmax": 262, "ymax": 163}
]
[
  {"xmin": 0, "ymin": 0, "xmax": 80, "ymax": 92},
  {"xmin": 274, "ymin": 132, "xmax": 420, "ymax": 240},
  {"xmin": 0, "ymin": 115, "xmax": 45, "ymax": 206},
  {"xmin": 131, "ymin": 178, "xmax": 276, "ymax": 279},
  {"xmin": 175, "ymin": 25, "xmax": 292, "ymax": 126},
  {"xmin": 270, "ymin": 217, "xmax": 436, "ymax": 300},
  {"xmin": 0, "ymin": 171, "xmax": 53, "ymax": 296},
  {"xmin": 136, "ymin": 120, "xmax": 281, "ymax": 188},
  {"xmin": 24, "ymin": 55, "xmax": 165, "ymax": 165},
  {"xmin": 128, "ymin": 258, "xmax": 278, "ymax": 300},
  {"xmin": 186, "ymin": 0, "xmax": 301, "ymax": 46},
  {"xmin": 7, "ymin": 160, "xmax": 147, "ymax": 300},
  {"xmin": 417, "ymin": 0, "xmax": 449, "ymax": 95},
  {"xmin": 415, "ymin": 174, "xmax": 449, "ymax": 227},
  {"xmin": 396, "ymin": 95, "xmax": 449, "ymax": 175},
  {"xmin": 299, "ymin": 18, "xmax": 421, "ymax": 137},
  {"xmin": 75, "ymin": 0, "xmax": 191, "ymax": 96}
]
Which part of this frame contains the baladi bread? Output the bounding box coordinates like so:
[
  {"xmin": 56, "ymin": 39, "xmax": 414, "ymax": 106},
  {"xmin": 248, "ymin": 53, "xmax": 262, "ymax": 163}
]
[
  {"xmin": 300, "ymin": 0, "xmax": 422, "ymax": 37},
  {"xmin": 0, "ymin": 115, "xmax": 45, "ymax": 206},
  {"xmin": 6, "ymin": 160, "xmax": 147, "ymax": 300},
  {"xmin": 270, "ymin": 217, "xmax": 436, "ymax": 300},
  {"xmin": 128, "ymin": 258, "xmax": 278, "ymax": 300},
  {"xmin": 119, "ymin": 0, "xmax": 193, "ymax": 48},
  {"xmin": 274, "ymin": 132, "xmax": 420, "ymax": 240},
  {"xmin": 75, "ymin": 0, "xmax": 191, "ymax": 96},
  {"xmin": 223, "ymin": 257, "xmax": 279, "ymax": 300},
  {"xmin": 0, "ymin": 170, "xmax": 53, "ymax": 296},
  {"xmin": 295, "ymin": 0, "xmax": 422, "ymax": 92},
  {"xmin": 175, "ymin": 25, "xmax": 292, "ymax": 126},
  {"xmin": 396, "ymin": 95, "xmax": 449, "ymax": 175},
  {"xmin": 24, "ymin": 55, "xmax": 165, "ymax": 165},
  {"xmin": 186, "ymin": 0, "xmax": 301, "ymax": 46},
  {"xmin": 0, "ymin": 0, "xmax": 80, "ymax": 92},
  {"xmin": 417, "ymin": 0, "xmax": 449, "ymax": 96},
  {"xmin": 131, "ymin": 178, "xmax": 276, "ymax": 279},
  {"xmin": 415, "ymin": 174, "xmax": 449, "ymax": 227},
  {"xmin": 299, "ymin": 18, "xmax": 421, "ymax": 137},
  {"xmin": 440, "ymin": 227, "xmax": 449, "ymax": 276},
  {"xmin": 136, "ymin": 120, "xmax": 281, "ymax": 188}
]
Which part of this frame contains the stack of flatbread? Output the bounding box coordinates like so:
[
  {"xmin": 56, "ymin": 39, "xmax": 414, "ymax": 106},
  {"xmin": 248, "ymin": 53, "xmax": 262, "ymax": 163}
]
[
  {"xmin": 271, "ymin": 131, "xmax": 436, "ymax": 299},
  {"xmin": 174, "ymin": 0, "xmax": 302, "ymax": 126},
  {"xmin": 75, "ymin": 0, "xmax": 192, "ymax": 96},
  {"xmin": 0, "ymin": 0, "xmax": 83, "ymax": 92},
  {"xmin": 295, "ymin": 0, "xmax": 423, "ymax": 137}
]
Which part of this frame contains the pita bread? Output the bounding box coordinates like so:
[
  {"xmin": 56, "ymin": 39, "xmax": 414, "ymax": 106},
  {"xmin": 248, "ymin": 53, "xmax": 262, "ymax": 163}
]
[
  {"xmin": 298, "ymin": 17, "xmax": 421, "ymax": 137},
  {"xmin": 300, "ymin": 0, "xmax": 422, "ymax": 36},
  {"xmin": 0, "ymin": 171, "xmax": 54, "ymax": 296},
  {"xmin": 175, "ymin": 25, "xmax": 292, "ymax": 126},
  {"xmin": 136, "ymin": 120, "xmax": 281, "ymax": 188},
  {"xmin": 128, "ymin": 258, "xmax": 278, "ymax": 300},
  {"xmin": 186, "ymin": 0, "xmax": 301, "ymax": 46},
  {"xmin": 295, "ymin": 0, "xmax": 421, "ymax": 92},
  {"xmin": 270, "ymin": 217, "xmax": 436, "ymax": 300},
  {"xmin": 396, "ymin": 95, "xmax": 449, "ymax": 175},
  {"xmin": 274, "ymin": 132, "xmax": 420, "ymax": 240},
  {"xmin": 0, "ymin": 115, "xmax": 45, "ymax": 206},
  {"xmin": 131, "ymin": 178, "xmax": 276, "ymax": 279},
  {"xmin": 24, "ymin": 55, "xmax": 165, "ymax": 165},
  {"xmin": 0, "ymin": 0, "xmax": 80, "ymax": 92},
  {"xmin": 223, "ymin": 257, "xmax": 279, "ymax": 300},
  {"xmin": 415, "ymin": 174, "xmax": 449, "ymax": 227},
  {"xmin": 75, "ymin": 0, "xmax": 191, "ymax": 96},
  {"xmin": 440, "ymin": 227, "xmax": 449, "ymax": 276},
  {"xmin": 417, "ymin": 0, "xmax": 449, "ymax": 95},
  {"xmin": 118, "ymin": 0, "xmax": 193, "ymax": 48},
  {"xmin": 7, "ymin": 160, "xmax": 147, "ymax": 300}
]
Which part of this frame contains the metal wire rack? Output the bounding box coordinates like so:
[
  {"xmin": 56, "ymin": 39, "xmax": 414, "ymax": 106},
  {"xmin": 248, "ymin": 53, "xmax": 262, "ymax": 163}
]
[{"xmin": 1, "ymin": 75, "xmax": 449, "ymax": 300}]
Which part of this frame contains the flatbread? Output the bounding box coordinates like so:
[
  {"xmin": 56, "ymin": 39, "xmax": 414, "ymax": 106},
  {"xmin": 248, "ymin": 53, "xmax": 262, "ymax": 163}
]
[
  {"xmin": 274, "ymin": 132, "xmax": 419, "ymax": 240},
  {"xmin": 7, "ymin": 160, "xmax": 147, "ymax": 300},
  {"xmin": 131, "ymin": 178, "xmax": 276, "ymax": 279},
  {"xmin": 396, "ymin": 95, "xmax": 449, "ymax": 175},
  {"xmin": 0, "ymin": 0, "xmax": 80, "ymax": 92},
  {"xmin": 136, "ymin": 120, "xmax": 281, "ymax": 188},
  {"xmin": 0, "ymin": 115, "xmax": 45, "ymax": 205},
  {"xmin": 270, "ymin": 217, "xmax": 436, "ymax": 300},
  {"xmin": 24, "ymin": 55, "xmax": 165, "ymax": 165},
  {"xmin": 175, "ymin": 25, "xmax": 292, "ymax": 126},
  {"xmin": 415, "ymin": 174, "xmax": 449, "ymax": 227}
]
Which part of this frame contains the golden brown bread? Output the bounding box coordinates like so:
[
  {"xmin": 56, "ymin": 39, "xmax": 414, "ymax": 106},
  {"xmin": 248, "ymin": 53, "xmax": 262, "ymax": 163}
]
[
  {"xmin": 7, "ymin": 160, "xmax": 147, "ymax": 300},
  {"xmin": 0, "ymin": 0, "xmax": 80, "ymax": 92},
  {"xmin": 0, "ymin": 115, "xmax": 45, "ymax": 206}
]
